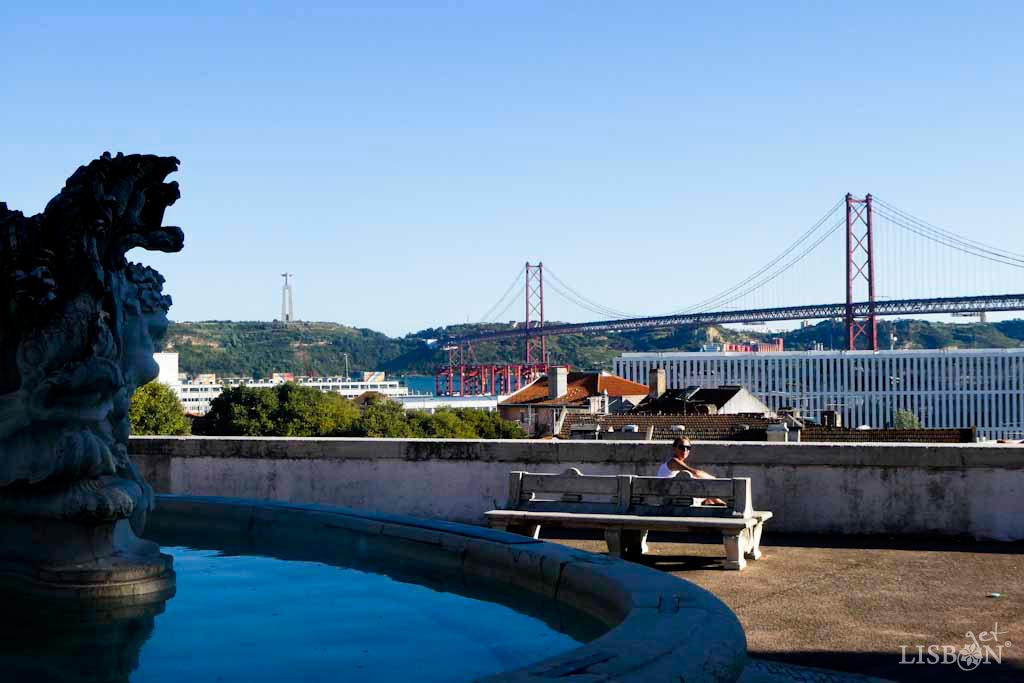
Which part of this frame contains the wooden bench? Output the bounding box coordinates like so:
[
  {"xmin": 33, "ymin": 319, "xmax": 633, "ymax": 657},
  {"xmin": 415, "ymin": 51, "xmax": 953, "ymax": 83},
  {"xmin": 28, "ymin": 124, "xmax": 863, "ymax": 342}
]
[{"xmin": 485, "ymin": 468, "xmax": 773, "ymax": 570}]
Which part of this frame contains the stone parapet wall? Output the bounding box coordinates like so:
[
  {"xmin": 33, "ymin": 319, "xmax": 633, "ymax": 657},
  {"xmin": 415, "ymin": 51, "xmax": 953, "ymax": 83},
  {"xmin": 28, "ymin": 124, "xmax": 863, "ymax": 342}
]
[{"xmin": 131, "ymin": 437, "xmax": 1024, "ymax": 541}]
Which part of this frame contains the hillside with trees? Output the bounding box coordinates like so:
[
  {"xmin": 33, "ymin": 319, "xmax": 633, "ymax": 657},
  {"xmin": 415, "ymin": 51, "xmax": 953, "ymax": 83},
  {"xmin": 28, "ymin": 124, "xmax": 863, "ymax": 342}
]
[{"xmin": 164, "ymin": 318, "xmax": 1024, "ymax": 379}]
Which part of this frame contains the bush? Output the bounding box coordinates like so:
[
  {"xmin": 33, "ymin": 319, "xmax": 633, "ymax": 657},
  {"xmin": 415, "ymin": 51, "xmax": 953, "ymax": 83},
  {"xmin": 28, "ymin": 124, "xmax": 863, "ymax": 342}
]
[
  {"xmin": 129, "ymin": 382, "xmax": 191, "ymax": 435},
  {"xmin": 891, "ymin": 409, "xmax": 923, "ymax": 429}
]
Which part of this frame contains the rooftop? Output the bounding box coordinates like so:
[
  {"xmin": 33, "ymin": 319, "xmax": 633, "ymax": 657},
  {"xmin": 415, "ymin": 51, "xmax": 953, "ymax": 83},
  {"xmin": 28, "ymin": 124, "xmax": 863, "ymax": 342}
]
[
  {"xmin": 500, "ymin": 371, "xmax": 649, "ymax": 407},
  {"xmin": 560, "ymin": 412, "xmax": 772, "ymax": 440},
  {"xmin": 559, "ymin": 413, "xmax": 975, "ymax": 443},
  {"xmin": 551, "ymin": 532, "xmax": 1023, "ymax": 683},
  {"xmin": 632, "ymin": 385, "xmax": 751, "ymax": 414}
]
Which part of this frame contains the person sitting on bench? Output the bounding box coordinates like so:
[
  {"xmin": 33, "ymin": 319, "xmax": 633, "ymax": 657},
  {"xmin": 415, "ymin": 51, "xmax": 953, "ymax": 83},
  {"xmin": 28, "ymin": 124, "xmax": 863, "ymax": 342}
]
[{"xmin": 657, "ymin": 437, "xmax": 726, "ymax": 505}]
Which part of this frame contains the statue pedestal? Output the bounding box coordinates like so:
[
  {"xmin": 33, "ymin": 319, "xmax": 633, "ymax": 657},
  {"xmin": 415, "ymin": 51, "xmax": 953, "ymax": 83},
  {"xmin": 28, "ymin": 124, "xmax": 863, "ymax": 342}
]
[{"xmin": 0, "ymin": 516, "xmax": 175, "ymax": 602}]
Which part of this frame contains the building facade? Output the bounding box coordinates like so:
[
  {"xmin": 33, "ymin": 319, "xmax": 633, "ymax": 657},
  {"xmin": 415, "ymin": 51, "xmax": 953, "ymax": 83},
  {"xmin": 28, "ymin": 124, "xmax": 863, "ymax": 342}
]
[
  {"xmin": 499, "ymin": 368, "xmax": 649, "ymax": 436},
  {"xmin": 154, "ymin": 353, "xmax": 412, "ymax": 415},
  {"xmin": 614, "ymin": 349, "xmax": 1024, "ymax": 440}
]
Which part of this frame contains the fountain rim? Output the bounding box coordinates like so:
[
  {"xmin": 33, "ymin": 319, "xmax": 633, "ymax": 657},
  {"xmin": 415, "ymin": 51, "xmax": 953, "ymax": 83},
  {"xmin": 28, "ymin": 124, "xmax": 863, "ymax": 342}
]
[{"xmin": 151, "ymin": 494, "xmax": 747, "ymax": 682}]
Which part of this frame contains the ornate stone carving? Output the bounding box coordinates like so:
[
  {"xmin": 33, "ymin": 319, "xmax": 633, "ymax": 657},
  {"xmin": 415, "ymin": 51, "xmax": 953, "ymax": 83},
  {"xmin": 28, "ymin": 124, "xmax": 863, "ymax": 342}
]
[{"xmin": 0, "ymin": 152, "xmax": 182, "ymax": 598}]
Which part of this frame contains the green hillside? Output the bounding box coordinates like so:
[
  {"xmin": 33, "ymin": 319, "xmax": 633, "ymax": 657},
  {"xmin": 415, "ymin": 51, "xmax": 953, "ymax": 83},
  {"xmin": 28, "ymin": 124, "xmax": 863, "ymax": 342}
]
[{"xmin": 164, "ymin": 318, "xmax": 1024, "ymax": 379}]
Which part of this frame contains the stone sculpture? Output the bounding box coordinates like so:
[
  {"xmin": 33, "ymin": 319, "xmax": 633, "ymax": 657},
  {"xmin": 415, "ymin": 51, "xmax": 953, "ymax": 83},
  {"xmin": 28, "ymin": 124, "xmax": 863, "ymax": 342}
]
[{"xmin": 0, "ymin": 152, "xmax": 182, "ymax": 598}]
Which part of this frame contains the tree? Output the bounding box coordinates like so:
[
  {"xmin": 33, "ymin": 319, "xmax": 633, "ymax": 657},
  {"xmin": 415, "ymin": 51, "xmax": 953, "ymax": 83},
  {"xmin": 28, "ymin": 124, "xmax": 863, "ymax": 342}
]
[
  {"xmin": 194, "ymin": 386, "xmax": 278, "ymax": 436},
  {"xmin": 192, "ymin": 384, "xmax": 526, "ymax": 439},
  {"xmin": 409, "ymin": 410, "xmax": 477, "ymax": 439},
  {"xmin": 891, "ymin": 409, "xmax": 923, "ymax": 429},
  {"xmin": 353, "ymin": 399, "xmax": 416, "ymax": 438},
  {"xmin": 129, "ymin": 382, "xmax": 190, "ymax": 435},
  {"xmin": 271, "ymin": 382, "xmax": 360, "ymax": 436},
  {"xmin": 449, "ymin": 408, "xmax": 526, "ymax": 439},
  {"xmin": 193, "ymin": 383, "xmax": 359, "ymax": 436}
]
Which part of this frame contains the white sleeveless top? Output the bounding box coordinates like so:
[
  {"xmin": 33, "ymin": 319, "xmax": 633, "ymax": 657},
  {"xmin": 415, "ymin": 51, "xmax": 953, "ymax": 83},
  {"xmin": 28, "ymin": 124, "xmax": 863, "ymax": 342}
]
[{"xmin": 657, "ymin": 461, "xmax": 679, "ymax": 478}]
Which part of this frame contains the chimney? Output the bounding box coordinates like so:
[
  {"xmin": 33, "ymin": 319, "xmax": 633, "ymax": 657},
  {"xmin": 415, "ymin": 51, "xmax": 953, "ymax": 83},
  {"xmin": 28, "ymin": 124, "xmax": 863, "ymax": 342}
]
[
  {"xmin": 648, "ymin": 368, "xmax": 666, "ymax": 398},
  {"xmin": 549, "ymin": 366, "xmax": 568, "ymax": 400}
]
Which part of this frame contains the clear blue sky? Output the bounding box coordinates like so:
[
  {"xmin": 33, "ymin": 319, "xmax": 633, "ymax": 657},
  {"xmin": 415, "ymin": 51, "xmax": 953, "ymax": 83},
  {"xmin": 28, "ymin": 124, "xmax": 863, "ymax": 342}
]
[{"xmin": 3, "ymin": 2, "xmax": 1023, "ymax": 336}]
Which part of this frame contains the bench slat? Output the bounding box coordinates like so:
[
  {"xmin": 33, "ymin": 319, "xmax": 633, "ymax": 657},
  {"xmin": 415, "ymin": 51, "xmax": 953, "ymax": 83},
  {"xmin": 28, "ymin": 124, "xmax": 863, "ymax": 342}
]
[
  {"xmin": 485, "ymin": 510, "xmax": 767, "ymax": 531},
  {"xmin": 519, "ymin": 469, "xmax": 622, "ymax": 497},
  {"xmin": 631, "ymin": 476, "xmax": 735, "ymax": 499}
]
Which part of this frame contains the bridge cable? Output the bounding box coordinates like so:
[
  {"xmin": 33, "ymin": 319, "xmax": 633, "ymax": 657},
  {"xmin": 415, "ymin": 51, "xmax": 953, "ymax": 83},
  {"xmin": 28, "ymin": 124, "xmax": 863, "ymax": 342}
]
[
  {"xmin": 538, "ymin": 200, "xmax": 846, "ymax": 320},
  {"xmin": 874, "ymin": 198, "xmax": 1024, "ymax": 263},
  {"xmin": 486, "ymin": 284, "xmax": 527, "ymax": 323},
  {"xmin": 693, "ymin": 217, "xmax": 847, "ymax": 313},
  {"xmin": 672, "ymin": 199, "xmax": 844, "ymax": 314},
  {"xmin": 873, "ymin": 208, "xmax": 1024, "ymax": 270},
  {"xmin": 544, "ymin": 267, "xmax": 639, "ymax": 319},
  {"xmin": 543, "ymin": 279, "xmax": 632, "ymax": 320},
  {"xmin": 478, "ymin": 265, "xmax": 527, "ymax": 323}
]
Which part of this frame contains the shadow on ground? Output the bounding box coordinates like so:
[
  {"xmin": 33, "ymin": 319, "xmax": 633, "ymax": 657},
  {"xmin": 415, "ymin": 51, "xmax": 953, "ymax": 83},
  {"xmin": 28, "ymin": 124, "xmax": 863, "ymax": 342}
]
[
  {"xmin": 544, "ymin": 530, "xmax": 1023, "ymax": 683},
  {"xmin": 752, "ymin": 650, "xmax": 1023, "ymax": 683}
]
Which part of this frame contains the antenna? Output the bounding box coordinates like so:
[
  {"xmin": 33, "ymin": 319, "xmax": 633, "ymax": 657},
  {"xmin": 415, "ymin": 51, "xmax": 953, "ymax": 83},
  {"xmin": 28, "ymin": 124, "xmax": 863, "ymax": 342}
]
[{"xmin": 281, "ymin": 272, "xmax": 294, "ymax": 322}]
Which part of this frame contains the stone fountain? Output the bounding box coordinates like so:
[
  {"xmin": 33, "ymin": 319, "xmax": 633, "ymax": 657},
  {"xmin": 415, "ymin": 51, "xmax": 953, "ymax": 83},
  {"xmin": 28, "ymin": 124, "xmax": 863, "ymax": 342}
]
[{"xmin": 0, "ymin": 152, "xmax": 183, "ymax": 602}]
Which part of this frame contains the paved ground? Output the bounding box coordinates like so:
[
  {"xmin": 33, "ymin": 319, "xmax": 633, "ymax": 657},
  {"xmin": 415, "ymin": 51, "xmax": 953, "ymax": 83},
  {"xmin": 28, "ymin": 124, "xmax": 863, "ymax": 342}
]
[{"xmin": 549, "ymin": 531, "xmax": 1023, "ymax": 683}]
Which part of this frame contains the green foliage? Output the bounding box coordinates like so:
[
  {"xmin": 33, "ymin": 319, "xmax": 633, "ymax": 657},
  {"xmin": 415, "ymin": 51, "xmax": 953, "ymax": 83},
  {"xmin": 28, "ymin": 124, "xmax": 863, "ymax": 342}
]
[
  {"xmin": 272, "ymin": 383, "xmax": 361, "ymax": 436},
  {"xmin": 352, "ymin": 400, "xmax": 417, "ymax": 438},
  {"xmin": 193, "ymin": 383, "xmax": 525, "ymax": 439},
  {"xmin": 194, "ymin": 383, "xmax": 359, "ymax": 436},
  {"xmin": 445, "ymin": 408, "xmax": 527, "ymax": 439},
  {"xmin": 352, "ymin": 405, "xmax": 526, "ymax": 439},
  {"xmin": 129, "ymin": 382, "xmax": 190, "ymax": 436},
  {"xmin": 891, "ymin": 409, "xmax": 923, "ymax": 429}
]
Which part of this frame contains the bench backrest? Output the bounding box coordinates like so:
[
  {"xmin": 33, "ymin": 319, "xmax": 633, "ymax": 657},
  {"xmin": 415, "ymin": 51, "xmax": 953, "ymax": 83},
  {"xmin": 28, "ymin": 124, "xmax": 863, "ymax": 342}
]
[
  {"xmin": 508, "ymin": 468, "xmax": 630, "ymax": 515},
  {"xmin": 506, "ymin": 468, "xmax": 754, "ymax": 518},
  {"xmin": 630, "ymin": 475, "xmax": 753, "ymax": 518}
]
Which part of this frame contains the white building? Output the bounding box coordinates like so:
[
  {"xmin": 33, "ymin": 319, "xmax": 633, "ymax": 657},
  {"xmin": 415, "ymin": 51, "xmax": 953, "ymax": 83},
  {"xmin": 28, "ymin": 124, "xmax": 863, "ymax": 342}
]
[
  {"xmin": 394, "ymin": 395, "xmax": 499, "ymax": 413},
  {"xmin": 614, "ymin": 349, "xmax": 1024, "ymax": 440},
  {"xmin": 154, "ymin": 353, "xmax": 413, "ymax": 415},
  {"xmin": 153, "ymin": 352, "xmax": 183, "ymax": 385}
]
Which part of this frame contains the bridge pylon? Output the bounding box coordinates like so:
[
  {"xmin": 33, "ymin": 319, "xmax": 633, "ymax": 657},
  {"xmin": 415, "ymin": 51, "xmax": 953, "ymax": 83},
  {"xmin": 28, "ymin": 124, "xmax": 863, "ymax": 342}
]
[
  {"xmin": 845, "ymin": 194, "xmax": 878, "ymax": 350},
  {"xmin": 524, "ymin": 262, "xmax": 547, "ymax": 364}
]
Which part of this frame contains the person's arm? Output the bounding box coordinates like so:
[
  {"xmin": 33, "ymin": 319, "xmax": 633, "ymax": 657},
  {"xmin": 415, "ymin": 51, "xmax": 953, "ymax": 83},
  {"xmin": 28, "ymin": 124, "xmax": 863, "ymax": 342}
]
[
  {"xmin": 684, "ymin": 465, "xmax": 717, "ymax": 480},
  {"xmin": 681, "ymin": 464, "xmax": 727, "ymax": 505}
]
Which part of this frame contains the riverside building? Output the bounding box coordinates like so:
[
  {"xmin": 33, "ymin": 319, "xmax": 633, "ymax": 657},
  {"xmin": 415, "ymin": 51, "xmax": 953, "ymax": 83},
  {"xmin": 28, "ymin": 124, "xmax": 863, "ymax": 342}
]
[
  {"xmin": 154, "ymin": 353, "xmax": 411, "ymax": 416},
  {"xmin": 613, "ymin": 348, "xmax": 1024, "ymax": 440}
]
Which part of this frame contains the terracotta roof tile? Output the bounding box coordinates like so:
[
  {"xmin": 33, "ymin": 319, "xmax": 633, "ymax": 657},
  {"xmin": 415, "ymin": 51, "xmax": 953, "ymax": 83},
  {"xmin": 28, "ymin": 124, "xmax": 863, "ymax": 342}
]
[
  {"xmin": 500, "ymin": 371, "xmax": 648, "ymax": 407},
  {"xmin": 560, "ymin": 414, "xmax": 975, "ymax": 443},
  {"xmin": 560, "ymin": 413, "xmax": 769, "ymax": 440}
]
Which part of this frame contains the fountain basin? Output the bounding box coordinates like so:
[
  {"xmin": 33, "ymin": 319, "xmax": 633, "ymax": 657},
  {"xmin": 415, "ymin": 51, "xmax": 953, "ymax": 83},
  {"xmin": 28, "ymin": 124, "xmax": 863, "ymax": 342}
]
[
  {"xmin": 143, "ymin": 495, "xmax": 747, "ymax": 682},
  {"xmin": 0, "ymin": 494, "xmax": 747, "ymax": 682}
]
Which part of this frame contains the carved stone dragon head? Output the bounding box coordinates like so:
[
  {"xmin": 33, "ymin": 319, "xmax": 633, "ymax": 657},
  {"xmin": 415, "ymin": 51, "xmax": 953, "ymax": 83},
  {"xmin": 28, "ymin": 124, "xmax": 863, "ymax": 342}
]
[{"xmin": 0, "ymin": 152, "xmax": 183, "ymax": 523}]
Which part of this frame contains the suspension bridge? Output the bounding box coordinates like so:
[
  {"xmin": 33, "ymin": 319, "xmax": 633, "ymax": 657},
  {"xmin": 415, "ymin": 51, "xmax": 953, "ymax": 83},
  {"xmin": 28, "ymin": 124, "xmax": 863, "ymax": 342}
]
[{"xmin": 435, "ymin": 195, "xmax": 1024, "ymax": 396}]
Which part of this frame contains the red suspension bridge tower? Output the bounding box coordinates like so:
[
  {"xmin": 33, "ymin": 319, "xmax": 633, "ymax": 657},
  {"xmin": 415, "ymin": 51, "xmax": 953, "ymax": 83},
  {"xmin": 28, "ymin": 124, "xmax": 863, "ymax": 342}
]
[
  {"xmin": 524, "ymin": 262, "xmax": 547, "ymax": 364},
  {"xmin": 845, "ymin": 193, "xmax": 878, "ymax": 350},
  {"xmin": 434, "ymin": 262, "xmax": 549, "ymax": 396}
]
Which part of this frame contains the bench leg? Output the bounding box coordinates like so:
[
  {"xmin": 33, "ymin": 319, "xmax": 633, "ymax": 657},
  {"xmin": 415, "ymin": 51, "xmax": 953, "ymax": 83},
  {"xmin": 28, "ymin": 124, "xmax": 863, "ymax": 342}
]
[
  {"xmin": 722, "ymin": 529, "xmax": 748, "ymax": 571},
  {"xmin": 510, "ymin": 523, "xmax": 541, "ymax": 539},
  {"xmin": 605, "ymin": 529, "xmax": 625, "ymax": 557},
  {"xmin": 605, "ymin": 529, "xmax": 648, "ymax": 559},
  {"xmin": 490, "ymin": 521, "xmax": 541, "ymax": 539},
  {"xmin": 745, "ymin": 521, "xmax": 764, "ymax": 561},
  {"xmin": 634, "ymin": 529, "xmax": 650, "ymax": 555}
]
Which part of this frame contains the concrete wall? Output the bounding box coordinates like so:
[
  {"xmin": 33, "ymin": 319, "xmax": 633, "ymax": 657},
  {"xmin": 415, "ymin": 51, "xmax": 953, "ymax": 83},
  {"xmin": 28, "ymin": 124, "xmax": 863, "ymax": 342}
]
[{"xmin": 130, "ymin": 437, "xmax": 1024, "ymax": 541}]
